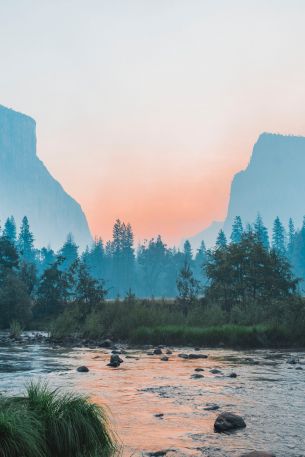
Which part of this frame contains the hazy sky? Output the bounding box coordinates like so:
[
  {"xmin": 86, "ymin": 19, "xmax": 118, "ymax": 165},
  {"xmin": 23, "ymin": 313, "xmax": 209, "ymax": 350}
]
[{"xmin": 1, "ymin": 0, "xmax": 305, "ymax": 245}]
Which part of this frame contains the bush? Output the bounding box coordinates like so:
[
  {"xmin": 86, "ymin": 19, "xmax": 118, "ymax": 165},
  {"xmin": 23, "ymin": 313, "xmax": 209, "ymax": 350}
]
[
  {"xmin": 0, "ymin": 382, "xmax": 117, "ymax": 457},
  {"xmin": 9, "ymin": 320, "xmax": 22, "ymax": 338}
]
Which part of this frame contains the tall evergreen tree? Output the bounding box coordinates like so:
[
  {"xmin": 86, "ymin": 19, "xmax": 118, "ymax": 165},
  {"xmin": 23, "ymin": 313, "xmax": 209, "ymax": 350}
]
[
  {"xmin": 183, "ymin": 240, "xmax": 193, "ymax": 264},
  {"xmin": 58, "ymin": 233, "xmax": 79, "ymax": 271},
  {"xmin": 176, "ymin": 261, "xmax": 200, "ymax": 316},
  {"xmin": 18, "ymin": 216, "xmax": 35, "ymax": 263},
  {"xmin": 254, "ymin": 214, "xmax": 269, "ymax": 249},
  {"xmin": 272, "ymin": 217, "xmax": 286, "ymax": 256},
  {"xmin": 216, "ymin": 229, "xmax": 227, "ymax": 248},
  {"xmin": 230, "ymin": 216, "xmax": 243, "ymax": 243},
  {"xmin": 287, "ymin": 218, "xmax": 295, "ymax": 258},
  {"xmin": 3, "ymin": 216, "xmax": 17, "ymax": 245}
]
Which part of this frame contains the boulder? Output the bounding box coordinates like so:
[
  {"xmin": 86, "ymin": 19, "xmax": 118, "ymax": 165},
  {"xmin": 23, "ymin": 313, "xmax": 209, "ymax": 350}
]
[
  {"xmin": 153, "ymin": 348, "xmax": 163, "ymax": 355},
  {"xmin": 166, "ymin": 349, "xmax": 173, "ymax": 355},
  {"xmin": 107, "ymin": 354, "xmax": 123, "ymax": 367},
  {"xmin": 194, "ymin": 368, "xmax": 204, "ymax": 372},
  {"xmin": 178, "ymin": 353, "xmax": 189, "ymax": 359},
  {"xmin": 99, "ymin": 339, "xmax": 112, "ymax": 348},
  {"xmin": 214, "ymin": 412, "xmax": 246, "ymax": 432},
  {"xmin": 161, "ymin": 356, "xmax": 169, "ymax": 361},
  {"xmin": 77, "ymin": 366, "xmax": 89, "ymax": 373}
]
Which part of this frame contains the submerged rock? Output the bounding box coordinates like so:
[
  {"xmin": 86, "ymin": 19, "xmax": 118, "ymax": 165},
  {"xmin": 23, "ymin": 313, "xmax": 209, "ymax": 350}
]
[
  {"xmin": 240, "ymin": 453, "xmax": 275, "ymax": 457},
  {"xmin": 166, "ymin": 349, "xmax": 173, "ymax": 355},
  {"xmin": 194, "ymin": 368, "xmax": 204, "ymax": 372},
  {"xmin": 77, "ymin": 366, "xmax": 89, "ymax": 372},
  {"xmin": 191, "ymin": 373, "xmax": 204, "ymax": 379},
  {"xmin": 188, "ymin": 353, "xmax": 208, "ymax": 359},
  {"xmin": 229, "ymin": 372, "xmax": 238, "ymax": 378},
  {"xmin": 161, "ymin": 356, "xmax": 169, "ymax": 361},
  {"xmin": 210, "ymin": 368, "xmax": 222, "ymax": 374},
  {"xmin": 214, "ymin": 412, "xmax": 246, "ymax": 432},
  {"xmin": 178, "ymin": 353, "xmax": 189, "ymax": 359},
  {"xmin": 204, "ymin": 403, "xmax": 220, "ymax": 411}
]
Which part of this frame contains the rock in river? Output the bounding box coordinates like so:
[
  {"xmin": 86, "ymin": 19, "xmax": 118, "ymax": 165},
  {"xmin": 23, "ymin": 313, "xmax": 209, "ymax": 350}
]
[
  {"xmin": 107, "ymin": 354, "xmax": 123, "ymax": 367},
  {"xmin": 161, "ymin": 356, "xmax": 169, "ymax": 361},
  {"xmin": 188, "ymin": 353, "xmax": 208, "ymax": 359},
  {"xmin": 240, "ymin": 453, "xmax": 275, "ymax": 457},
  {"xmin": 154, "ymin": 348, "xmax": 163, "ymax": 355},
  {"xmin": 214, "ymin": 412, "xmax": 246, "ymax": 432},
  {"xmin": 191, "ymin": 373, "xmax": 204, "ymax": 379},
  {"xmin": 77, "ymin": 366, "xmax": 89, "ymax": 372}
]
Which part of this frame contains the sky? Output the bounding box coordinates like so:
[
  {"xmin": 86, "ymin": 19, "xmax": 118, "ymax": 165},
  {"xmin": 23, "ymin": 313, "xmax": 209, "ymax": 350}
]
[{"xmin": 1, "ymin": 0, "xmax": 305, "ymax": 245}]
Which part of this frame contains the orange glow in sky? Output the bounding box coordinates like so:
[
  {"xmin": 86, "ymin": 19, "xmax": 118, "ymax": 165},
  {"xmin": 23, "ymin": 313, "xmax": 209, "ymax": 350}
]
[{"xmin": 2, "ymin": 1, "xmax": 305, "ymax": 245}]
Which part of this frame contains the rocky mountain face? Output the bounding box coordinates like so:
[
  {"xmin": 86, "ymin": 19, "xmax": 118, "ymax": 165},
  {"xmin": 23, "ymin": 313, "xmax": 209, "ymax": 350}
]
[
  {"xmin": 0, "ymin": 105, "xmax": 92, "ymax": 250},
  {"xmin": 189, "ymin": 133, "xmax": 305, "ymax": 248}
]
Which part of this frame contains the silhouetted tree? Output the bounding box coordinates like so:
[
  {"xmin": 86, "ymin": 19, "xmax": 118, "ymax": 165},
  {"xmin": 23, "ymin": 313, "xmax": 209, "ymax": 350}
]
[
  {"xmin": 3, "ymin": 216, "xmax": 17, "ymax": 245},
  {"xmin": 230, "ymin": 216, "xmax": 243, "ymax": 243},
  {"xmin": 18, "ymin": 216, "xmax": 35, "ymax": 263},
  {"xmin": 254, "ymin": 214, "xmax": 269, "ymax": 249},
  {"xmin": 176, "ymin": 261, "xmax": 200, "ymax": 316},
  {"xmin": 272, "ymin": 217, "xmax": 286, "ymax": 256},
  {"xmin": 216, "ymin": 229, "xmax": 227, "ymax": 248}
]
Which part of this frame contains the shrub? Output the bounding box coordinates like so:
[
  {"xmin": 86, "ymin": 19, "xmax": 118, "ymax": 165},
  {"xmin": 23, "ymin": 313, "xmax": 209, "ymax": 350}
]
[{"xmin": 0, "ymin": 382, "xmax": 117, "ymax": 457}]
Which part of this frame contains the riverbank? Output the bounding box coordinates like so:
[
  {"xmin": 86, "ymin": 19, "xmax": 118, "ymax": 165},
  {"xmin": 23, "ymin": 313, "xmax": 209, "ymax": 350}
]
[{"xmin": 2, "ymin": 323, "xmax": 305, "ymax": 350}]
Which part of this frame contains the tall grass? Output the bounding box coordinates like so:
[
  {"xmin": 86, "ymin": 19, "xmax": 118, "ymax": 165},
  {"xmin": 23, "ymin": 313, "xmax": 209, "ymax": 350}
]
[
  {"xmin": 0, "ymin": 382, "xmax": 117, "ymax": 457},
  {"xmin": 130, "ymin": 324, "xmax": 295, "ymax": 347}
]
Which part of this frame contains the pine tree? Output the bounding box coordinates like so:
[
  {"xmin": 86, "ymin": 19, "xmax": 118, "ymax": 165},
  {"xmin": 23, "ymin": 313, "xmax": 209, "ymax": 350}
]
[
  {"xmin": 176, "ymin": 261, "xmax": 200, "ymax": 316},
  {"xmin": 183, "ymin": 240, "xmax": 193, "ymax": 264},
  {"xmin": 287, "ymin": 218, "xmax": 295, "ymax": 258},
  {"xmin": 194, "ymin": 240, "xmax": 207, "ymax": 283},
  {"xmin": 216, "ymin": 229, "xmax": 227, "ymax": 248},
  {"xmin": 254, "ymin": 214, "xmax": 269, "ymax": 249},
  {"xmin": 230, "ymin": 216, "xmax": 243, "ymax": 243},
  {"xmin": 18, "ymin": 216, "xmax": 35, "ymax": 263},
  {"xmin": 3, "ymin": 216, "xmax": 17, "ymax": 244},
  {"xmin": 272, "ymin": 216, "xmax": 286, "ymax": 256},
  {"xmin": 58, "ymin": 233, "xmax": 79, "ymax": 270}
]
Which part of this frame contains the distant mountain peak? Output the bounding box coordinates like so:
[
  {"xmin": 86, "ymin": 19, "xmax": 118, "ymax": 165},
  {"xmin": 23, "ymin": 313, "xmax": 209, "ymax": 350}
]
[
  {"xmin": 0, "ymin": 104, "xmax": 92, "ymax": 250},
  {"xmin": 188, "ymin": 132, "xmax": 305, "ymax": 249}
]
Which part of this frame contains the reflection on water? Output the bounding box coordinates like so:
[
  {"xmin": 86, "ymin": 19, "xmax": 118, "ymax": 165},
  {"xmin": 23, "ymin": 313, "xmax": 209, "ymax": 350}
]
[{"xmin": 0, "ymin": 338, "xmax": 304, "ymax": 457}]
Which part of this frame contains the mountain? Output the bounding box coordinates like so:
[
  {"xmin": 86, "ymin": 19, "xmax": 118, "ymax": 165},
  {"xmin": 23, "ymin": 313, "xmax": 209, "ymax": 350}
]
[
  {"xmin": 189, "ymin": 132, "xmax": 305, "ymax": 249},
  {"xmin": 0, "ymin": 104, "xmax": 92, "ymax": 250}
]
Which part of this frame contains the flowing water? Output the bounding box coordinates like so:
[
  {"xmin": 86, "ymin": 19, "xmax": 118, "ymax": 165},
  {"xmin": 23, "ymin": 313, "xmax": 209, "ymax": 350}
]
[{"xmin": 0, "ymin": 335, "xmax": 304, "ymax": 457}]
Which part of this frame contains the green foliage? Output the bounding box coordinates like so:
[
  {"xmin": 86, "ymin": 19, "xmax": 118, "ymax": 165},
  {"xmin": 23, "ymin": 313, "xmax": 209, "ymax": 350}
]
[
  {"xmin": 205, "ymin": 232, "xmax": 298, "ymax": 313},
  {"xmin": 9, "ymin": 320, "xmax": 22, "ymax": 338},
  {"xmin": 0, "ymin": 383, "xmax": 117, "ymax": 457},
  {"xmin": 176, "ymin": 262, "xmax": 200, "ymax": 316}
]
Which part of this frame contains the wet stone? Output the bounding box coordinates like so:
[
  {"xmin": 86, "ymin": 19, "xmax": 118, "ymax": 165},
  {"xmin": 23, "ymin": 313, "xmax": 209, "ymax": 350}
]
[
  {"xmin": 214, "ymin": 412, "xmax": 246, "ymax": 432},
  {"xmin": 191, "ymin": 373, "xmax": 204, "ymax": 379},
  {"xmin": 77, "ymin": 366, "xmax": 89, "ymax": 372}
]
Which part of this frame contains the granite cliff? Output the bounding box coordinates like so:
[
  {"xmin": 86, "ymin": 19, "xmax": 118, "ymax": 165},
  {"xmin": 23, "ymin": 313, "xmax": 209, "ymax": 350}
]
[{"xmin": 0, "ymin": 105, "xmax": 92, "ymax": 249}]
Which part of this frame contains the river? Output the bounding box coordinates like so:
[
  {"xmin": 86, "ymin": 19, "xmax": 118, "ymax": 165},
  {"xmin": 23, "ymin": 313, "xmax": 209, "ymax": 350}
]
[{"xmin": 0, "ymin": 336, "xmax": 304, "ymax": 457}]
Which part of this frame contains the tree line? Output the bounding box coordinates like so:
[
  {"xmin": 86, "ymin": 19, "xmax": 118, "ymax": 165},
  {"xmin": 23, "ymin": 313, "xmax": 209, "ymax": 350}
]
[{"xmin": 0, "ymin": 213, "xmax": 305, "ymax": 334}]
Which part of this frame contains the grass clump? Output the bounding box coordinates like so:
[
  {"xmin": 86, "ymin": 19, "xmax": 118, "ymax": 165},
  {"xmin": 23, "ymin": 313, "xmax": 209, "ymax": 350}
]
[{"xmin": 0, "ymin": 382, "xmax": 117, "ymax": 457}]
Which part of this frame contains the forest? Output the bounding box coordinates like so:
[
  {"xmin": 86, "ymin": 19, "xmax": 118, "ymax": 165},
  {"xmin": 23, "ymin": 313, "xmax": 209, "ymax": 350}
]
[{"xmin": 0, "ymin": 214, "xmax": 305, "ymax": 346}]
